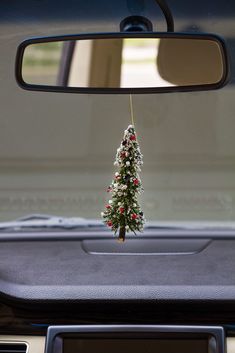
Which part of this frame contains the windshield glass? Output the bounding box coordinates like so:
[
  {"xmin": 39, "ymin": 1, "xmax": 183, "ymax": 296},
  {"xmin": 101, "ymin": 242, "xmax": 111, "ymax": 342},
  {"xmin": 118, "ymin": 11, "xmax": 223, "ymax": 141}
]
[{"xmin": 0, "ymin": 0, "xmax": 234, "ymax": 228}]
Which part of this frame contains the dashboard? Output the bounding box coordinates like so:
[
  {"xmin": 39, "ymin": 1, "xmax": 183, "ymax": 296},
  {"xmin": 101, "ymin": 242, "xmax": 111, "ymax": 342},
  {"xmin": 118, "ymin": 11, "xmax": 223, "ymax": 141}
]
[
  {"xmin": 0, "ymin": 231, "xmax": 235, "ymax": 353},
  {"xmin": 1, "ymin": 230, "xmax": 235, "ymax": 302},
  {"xmin": 0, "ymin": 334, "xmax": 234, "ymax": 353}
]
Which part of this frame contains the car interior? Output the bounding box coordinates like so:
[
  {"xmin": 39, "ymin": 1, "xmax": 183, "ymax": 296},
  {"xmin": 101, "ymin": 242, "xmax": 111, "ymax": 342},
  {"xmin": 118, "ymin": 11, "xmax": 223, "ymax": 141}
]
[{"xmin": 1, "ymin": 0, "xmax": 235, "ymax": 353}]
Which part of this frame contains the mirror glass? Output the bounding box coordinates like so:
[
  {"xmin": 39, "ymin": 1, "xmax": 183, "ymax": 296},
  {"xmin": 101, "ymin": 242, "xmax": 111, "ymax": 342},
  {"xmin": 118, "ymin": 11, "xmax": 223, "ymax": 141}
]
[{"xmin": 21, "ymin": 37, "xmax": 225, "ymax": 89}]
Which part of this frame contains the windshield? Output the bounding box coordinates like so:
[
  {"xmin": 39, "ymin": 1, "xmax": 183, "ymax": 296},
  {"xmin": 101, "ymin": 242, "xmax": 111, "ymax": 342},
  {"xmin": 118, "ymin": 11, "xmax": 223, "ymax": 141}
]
[{"xmin": 0, "ymin": 0, "xmax": 235, "ymax": 228}]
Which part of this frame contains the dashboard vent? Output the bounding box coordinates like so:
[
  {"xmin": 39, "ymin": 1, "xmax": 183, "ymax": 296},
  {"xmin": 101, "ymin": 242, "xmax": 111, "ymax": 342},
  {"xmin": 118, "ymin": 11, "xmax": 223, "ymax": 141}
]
[{"xmin": 0, "ymin": 343, "xmax": 27, "ymax": 353}]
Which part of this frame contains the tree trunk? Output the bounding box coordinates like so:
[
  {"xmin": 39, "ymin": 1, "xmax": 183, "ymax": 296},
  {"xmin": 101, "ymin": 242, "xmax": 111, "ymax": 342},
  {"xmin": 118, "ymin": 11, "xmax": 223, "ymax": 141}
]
[{"xmin": 118, "ymin": 226, "xmax": 126, "ymax": 242}]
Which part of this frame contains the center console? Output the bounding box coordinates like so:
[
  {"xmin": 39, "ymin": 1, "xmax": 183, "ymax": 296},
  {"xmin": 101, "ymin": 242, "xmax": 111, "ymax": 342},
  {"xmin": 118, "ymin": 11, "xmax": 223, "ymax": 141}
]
[{"xmin": 45, "ymin": 325, "xmax": 225, "ymax": 353}]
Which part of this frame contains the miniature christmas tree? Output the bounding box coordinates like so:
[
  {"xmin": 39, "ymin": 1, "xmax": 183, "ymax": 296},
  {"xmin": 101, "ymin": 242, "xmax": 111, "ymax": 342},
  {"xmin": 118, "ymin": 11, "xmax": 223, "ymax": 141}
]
[{"xmin": 101, "ymin": 125, "xmax": 145, "ymax": 242}]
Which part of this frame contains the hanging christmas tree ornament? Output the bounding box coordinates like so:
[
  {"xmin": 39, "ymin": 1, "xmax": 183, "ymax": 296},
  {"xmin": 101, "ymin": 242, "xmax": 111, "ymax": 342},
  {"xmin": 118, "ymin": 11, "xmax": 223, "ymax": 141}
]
[{"xmin": 101, "ymin": 95, "xmax": 145, "ymax": 242}]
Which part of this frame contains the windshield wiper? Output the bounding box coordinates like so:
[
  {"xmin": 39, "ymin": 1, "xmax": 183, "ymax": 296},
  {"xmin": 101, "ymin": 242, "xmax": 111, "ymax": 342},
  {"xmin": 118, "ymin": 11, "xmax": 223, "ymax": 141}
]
[
  {"xmin": 0, "ymin": 214, "xmax": 235, "ymax": 232},
  {"xmin": 0, "ymin": 214, "xmax": 106, "ymax": 230}
]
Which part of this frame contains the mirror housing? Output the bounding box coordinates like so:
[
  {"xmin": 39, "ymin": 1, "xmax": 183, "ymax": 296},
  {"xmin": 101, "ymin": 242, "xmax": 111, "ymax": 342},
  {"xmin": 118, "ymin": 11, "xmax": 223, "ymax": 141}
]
[{"xmin": 15, "ymin": 32, "xmax": 230, "ymax": 94}]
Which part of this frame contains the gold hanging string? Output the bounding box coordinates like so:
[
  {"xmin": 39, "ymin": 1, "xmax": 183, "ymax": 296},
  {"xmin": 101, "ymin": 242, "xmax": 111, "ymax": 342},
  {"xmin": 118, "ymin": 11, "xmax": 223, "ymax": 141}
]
[{"xmin": 129, "ymin": 94, "xmax": 135, "ymax": 127}]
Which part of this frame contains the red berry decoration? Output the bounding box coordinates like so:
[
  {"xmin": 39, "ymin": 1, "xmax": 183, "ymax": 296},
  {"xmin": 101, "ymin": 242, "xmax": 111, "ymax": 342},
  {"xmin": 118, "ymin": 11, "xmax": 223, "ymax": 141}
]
[
  {"xmin": 130, "ymin": 134, "xmax": 136, "ymax": 141},
  {"xmin": 101, "ymin": 125, "xmax": 145, "ymax": 242},
  {"xmin": 133, "ymin": 178, "xmax": 139, "ymax": 185}
]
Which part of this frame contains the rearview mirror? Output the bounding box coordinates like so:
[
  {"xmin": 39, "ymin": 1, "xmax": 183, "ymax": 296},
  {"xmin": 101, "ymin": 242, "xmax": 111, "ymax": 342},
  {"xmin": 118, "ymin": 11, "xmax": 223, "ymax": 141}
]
[{"xmin": 15, "ymin": 33, "xmax": 229, "ymax": 94}]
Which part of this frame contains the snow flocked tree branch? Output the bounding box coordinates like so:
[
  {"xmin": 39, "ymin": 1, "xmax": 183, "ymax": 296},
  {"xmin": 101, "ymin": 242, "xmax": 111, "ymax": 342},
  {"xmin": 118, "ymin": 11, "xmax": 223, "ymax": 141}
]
[{"xmin": 101, "ymin": 125, "xmax": 145, "ymax": 242}]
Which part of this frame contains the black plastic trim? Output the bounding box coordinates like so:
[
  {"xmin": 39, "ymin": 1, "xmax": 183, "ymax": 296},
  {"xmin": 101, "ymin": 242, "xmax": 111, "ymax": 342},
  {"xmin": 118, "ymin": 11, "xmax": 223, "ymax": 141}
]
[
  {"xmin": 120, "ymin": 16, "xmax": 154, "ymax": 32},
  {"xmin": 154, "ymin": 0, "xmax": 174, "ymax": 31},
  {"xmin": 15, "ymin": 32, "xmax": 230, "ymax": 94}
]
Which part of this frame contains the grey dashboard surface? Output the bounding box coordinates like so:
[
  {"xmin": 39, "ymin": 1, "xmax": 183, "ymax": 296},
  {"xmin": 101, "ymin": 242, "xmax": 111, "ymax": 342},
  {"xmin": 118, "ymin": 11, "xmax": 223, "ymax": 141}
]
[{"xmin": 0, "ymin": 231, "xmax": 235, "ymax": 303}]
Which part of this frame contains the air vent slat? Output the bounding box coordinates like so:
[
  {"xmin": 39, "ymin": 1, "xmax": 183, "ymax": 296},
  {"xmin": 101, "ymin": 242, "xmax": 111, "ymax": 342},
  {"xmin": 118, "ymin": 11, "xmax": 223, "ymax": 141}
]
[
  {"xmin": 0, "ymin": 343, "xmax": 27, "ymax": 353},
  {"xmin": 0, "ymin": 351, "xmax": 25, "ymax": 352}
]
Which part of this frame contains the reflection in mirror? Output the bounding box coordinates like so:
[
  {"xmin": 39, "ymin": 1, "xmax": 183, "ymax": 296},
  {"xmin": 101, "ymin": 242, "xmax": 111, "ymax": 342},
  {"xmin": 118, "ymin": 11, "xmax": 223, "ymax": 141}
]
[{"xmin": 22, "ymin": 37, "xmax": 224, "ymax": 89}]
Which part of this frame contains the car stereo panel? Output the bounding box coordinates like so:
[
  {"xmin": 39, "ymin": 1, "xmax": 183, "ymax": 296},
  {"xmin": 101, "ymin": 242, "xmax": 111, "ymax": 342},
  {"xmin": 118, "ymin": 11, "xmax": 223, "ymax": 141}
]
[{"xmin": 45, "ymin": 325, "xmax": 225, "ymax": 353}]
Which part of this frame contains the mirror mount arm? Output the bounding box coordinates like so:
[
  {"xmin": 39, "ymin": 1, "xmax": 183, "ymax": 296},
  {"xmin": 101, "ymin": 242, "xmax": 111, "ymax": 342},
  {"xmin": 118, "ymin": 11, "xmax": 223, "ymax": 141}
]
[{"xmin": 120, "ymin": 0, "xmax": 174, "ymax": 33}]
